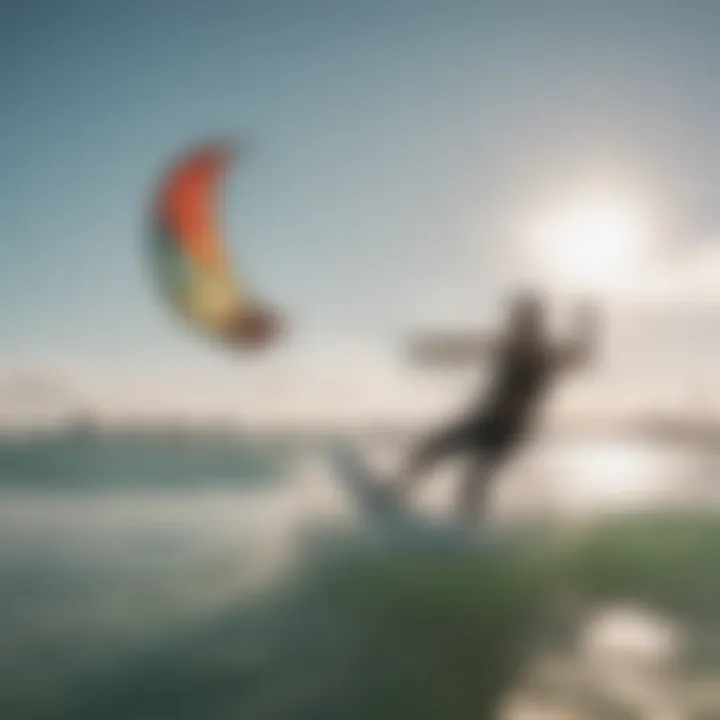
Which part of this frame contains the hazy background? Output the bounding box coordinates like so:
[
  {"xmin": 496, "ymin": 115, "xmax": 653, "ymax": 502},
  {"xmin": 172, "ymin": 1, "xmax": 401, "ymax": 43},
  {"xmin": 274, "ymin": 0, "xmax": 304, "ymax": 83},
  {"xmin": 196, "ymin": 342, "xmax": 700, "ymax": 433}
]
[
  {"xmin": 3, "ymin": 0, "xmax": 720, "ymax": 422},
  {"xmin": 5, "ymin": 2, "xmax": 720, "ymax": 719}
]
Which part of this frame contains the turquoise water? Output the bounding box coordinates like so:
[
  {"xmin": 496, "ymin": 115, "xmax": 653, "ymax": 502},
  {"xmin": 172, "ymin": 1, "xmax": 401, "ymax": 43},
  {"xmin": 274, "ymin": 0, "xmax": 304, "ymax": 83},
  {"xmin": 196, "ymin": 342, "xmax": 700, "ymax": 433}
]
[
  {"xmin": 0, "ymin": 436, "xmax": 289, "ymax": 487},
  {"xmin": 2, "ymin": 436, "xmax": 720, "ymax": 719}
]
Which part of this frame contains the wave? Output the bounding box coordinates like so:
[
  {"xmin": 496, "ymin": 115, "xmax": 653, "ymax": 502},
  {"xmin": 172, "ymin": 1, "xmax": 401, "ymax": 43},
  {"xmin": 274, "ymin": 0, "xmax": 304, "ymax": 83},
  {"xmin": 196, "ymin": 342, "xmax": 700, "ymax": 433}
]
[{"xmin": 30, "ymin": 511, "xmax": 720, "ymax": 720}]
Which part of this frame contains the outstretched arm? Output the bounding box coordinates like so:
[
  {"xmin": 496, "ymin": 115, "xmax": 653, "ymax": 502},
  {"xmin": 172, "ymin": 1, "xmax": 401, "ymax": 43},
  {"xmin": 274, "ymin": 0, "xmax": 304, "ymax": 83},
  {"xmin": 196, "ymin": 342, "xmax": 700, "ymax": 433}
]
[{"xmin": 405, "ymin": 330, "xmax": 500, "ymax": 367}]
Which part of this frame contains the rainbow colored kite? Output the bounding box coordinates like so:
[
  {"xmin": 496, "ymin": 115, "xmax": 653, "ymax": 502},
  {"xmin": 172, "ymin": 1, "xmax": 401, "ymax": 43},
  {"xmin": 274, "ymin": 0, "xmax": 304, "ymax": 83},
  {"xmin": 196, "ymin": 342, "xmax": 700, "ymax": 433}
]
[{"xmin": 150, "ymin": 142, "xmax": 281, "ymax": 349}]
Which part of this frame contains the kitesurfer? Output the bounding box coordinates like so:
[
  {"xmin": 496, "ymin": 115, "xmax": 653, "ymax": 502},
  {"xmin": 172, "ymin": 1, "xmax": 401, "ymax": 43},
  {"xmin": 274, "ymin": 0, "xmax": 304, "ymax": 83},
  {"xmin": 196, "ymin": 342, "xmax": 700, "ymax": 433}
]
[{"xmin": 397, "ymin": 290, "xmax": 600, "ymax": 525}]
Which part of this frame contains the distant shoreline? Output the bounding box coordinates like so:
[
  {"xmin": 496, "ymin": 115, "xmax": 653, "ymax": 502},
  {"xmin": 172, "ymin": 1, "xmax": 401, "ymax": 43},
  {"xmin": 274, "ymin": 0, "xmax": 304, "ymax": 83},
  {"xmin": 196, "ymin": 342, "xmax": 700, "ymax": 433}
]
[{"xmin": 2, "ymin": 413, "xmax": 720, "ymax": 449}]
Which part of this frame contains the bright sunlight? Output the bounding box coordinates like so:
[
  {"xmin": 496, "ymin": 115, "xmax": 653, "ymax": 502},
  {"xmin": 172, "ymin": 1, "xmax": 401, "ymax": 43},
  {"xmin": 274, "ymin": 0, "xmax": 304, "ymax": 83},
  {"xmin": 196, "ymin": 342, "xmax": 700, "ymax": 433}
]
[{"xmin": 520, "ymin": 194, "xmax": 652, "ymax": 295}]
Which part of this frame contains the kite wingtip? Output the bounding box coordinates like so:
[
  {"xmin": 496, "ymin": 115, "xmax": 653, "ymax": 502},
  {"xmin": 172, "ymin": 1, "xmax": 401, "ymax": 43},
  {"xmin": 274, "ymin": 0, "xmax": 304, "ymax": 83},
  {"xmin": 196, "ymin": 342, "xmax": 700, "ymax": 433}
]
[{"xmin": 222, "ymin": 304, "xmax": 284, "ymax": 350}]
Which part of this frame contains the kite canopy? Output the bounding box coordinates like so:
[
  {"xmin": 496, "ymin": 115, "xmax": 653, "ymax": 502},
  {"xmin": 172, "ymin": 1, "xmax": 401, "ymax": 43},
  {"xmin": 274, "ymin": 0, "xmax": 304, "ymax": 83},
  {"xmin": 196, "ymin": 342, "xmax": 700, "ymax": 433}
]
[{"xmin": 150, "ymin": 142, "xmax": 280, "ymax": 349}]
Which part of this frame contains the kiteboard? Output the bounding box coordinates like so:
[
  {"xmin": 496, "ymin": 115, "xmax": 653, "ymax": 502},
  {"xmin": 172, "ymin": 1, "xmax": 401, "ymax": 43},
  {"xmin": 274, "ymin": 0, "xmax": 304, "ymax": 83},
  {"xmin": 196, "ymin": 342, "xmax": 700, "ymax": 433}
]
[
  {"xmin": 327, "ymin": 440, "xmax": 410, "ymax": 524},
  {"xmin": 327, "ymin": 440, "xmax": 505, "ymax": 543}
]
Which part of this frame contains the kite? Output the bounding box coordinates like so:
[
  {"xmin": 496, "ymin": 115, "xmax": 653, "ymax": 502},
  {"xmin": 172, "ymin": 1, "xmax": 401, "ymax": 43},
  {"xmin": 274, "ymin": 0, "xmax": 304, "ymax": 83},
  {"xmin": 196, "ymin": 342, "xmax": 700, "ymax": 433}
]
[{"xmin": 150, "ymin": 142, "xmax": 281, "ymax": 349}]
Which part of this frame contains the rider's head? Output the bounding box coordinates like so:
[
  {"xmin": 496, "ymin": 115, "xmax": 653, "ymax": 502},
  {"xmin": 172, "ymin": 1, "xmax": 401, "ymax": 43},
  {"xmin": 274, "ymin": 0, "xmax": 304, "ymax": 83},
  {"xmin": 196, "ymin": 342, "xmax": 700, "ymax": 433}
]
[{"xmin": 507, "ymin": 290, "xmax": 545, "ymax": 339}]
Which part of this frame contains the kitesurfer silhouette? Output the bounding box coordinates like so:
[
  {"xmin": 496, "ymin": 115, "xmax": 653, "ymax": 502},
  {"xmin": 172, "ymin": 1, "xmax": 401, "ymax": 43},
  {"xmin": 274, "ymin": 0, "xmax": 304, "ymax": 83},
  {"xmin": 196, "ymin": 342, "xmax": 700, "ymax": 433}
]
[{"xmin": 397, "ymin": 290, "xmax": 600, "ymax": 525}]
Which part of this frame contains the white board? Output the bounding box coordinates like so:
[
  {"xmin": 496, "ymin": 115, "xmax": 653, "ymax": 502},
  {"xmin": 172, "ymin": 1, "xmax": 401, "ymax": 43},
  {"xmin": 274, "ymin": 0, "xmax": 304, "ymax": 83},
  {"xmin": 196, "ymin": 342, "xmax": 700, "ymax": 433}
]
[
  {"xmin": 327, "ymin": 440, "xmax": 408, "ymax": 523},
  {"xmin": 327, "ymin": 440, "xmax": 508, "ymax": 543}
]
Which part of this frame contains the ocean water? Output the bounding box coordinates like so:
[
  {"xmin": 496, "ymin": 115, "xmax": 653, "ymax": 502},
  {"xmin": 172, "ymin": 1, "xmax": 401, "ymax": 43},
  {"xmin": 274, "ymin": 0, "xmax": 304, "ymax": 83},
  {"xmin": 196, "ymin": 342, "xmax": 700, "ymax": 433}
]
[{"xmin": 2, "ymin": 435, "xmax": 720, "ymax": 719}]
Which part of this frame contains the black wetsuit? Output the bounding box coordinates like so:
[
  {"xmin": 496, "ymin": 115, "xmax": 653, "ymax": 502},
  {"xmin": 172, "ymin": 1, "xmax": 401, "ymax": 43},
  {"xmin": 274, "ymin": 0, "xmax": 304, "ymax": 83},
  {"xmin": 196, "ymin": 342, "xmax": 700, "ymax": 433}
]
[{"xmin": 402, "ymin": 336, "xmax": 557, "ymax": 520}]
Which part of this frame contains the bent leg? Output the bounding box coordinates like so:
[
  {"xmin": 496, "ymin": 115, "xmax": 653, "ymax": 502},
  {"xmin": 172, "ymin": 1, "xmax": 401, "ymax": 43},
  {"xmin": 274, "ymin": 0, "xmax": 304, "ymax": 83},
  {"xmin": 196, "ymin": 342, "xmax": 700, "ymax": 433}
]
[
  {"xmin": 456, "ymin": 444, "xmax": 510, "ymax": 526},
  {"xmin": 397, "ymin": 422, "xmax": 474, "ymax": 494}
]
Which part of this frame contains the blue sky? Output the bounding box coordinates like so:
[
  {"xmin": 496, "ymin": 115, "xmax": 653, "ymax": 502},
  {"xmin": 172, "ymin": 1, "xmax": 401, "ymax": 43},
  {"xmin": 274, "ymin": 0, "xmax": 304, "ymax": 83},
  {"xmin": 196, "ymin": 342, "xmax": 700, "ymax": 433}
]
[{"xmin": 3, "ymin": 0, "xmax": 720, "ymax": 402}]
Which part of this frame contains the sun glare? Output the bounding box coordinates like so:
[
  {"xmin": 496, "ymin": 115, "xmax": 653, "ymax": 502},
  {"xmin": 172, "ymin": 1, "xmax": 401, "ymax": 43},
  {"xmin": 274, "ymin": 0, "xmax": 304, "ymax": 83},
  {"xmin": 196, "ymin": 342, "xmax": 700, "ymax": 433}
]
[{"xmin": 521, "ymin": 195, "xmax": 651, "ymax": 295}]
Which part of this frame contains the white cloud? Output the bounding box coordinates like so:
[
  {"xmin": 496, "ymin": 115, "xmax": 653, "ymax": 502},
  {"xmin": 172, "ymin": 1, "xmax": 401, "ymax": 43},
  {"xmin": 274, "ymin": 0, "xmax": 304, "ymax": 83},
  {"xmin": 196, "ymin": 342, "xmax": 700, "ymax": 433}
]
[
  {"xmin": 0, "ymin": 346, "xmax": 464, "ymax": 426},
  {"xmin": 622, "ymin": 241, "xmax": 720, "ymax": 305}
]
